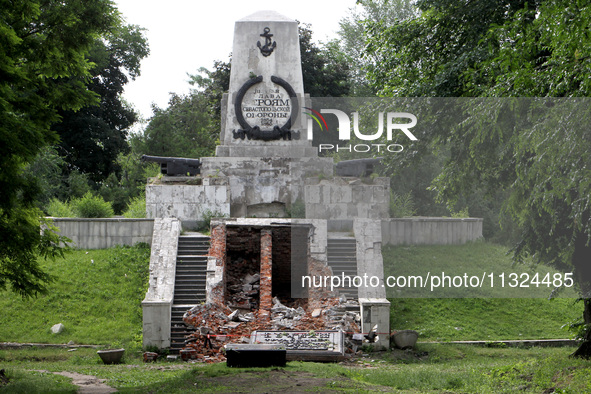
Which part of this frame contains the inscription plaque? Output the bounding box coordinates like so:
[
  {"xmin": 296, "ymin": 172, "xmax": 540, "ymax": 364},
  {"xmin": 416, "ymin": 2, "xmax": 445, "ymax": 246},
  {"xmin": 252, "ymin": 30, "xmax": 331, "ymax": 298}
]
[
  {"xmin": 250, "ymin": 330, "xmax": 344, "ymax": 353},
  {"xmin": 232, "ymin": 75, "xmax": 300, "ymax": 141}
]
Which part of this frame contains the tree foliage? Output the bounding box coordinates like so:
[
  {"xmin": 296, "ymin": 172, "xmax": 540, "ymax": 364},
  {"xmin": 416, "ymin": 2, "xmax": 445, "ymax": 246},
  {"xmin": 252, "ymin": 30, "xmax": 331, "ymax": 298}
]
[
  {"xmin": 0, "ymin": 0, "xmax": 123, "ymax": 297},
  {"xmin": 137, "ymin": 92, "xmax": 219, "ymax": 158},
  {"xmin": 54, "ymin": 24, "xmax": 149, "ymax": 183},
  {"xmin": 363, "ymin": 0, "xmax": 591, "ymax": 356},
  {"xmin": 338, "ymin": 0, "xmax": 417, "ymax": 95},
  {"xmin": 299, "ymin": 23, "xmax": 351, "ymax": 97}
]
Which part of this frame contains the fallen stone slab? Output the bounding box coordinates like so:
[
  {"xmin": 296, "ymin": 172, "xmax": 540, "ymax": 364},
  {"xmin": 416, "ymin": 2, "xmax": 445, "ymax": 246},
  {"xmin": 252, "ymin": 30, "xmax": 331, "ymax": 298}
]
[{"xmin": 251, "ymin": 330, "xmax": 345, "ymax": 362}]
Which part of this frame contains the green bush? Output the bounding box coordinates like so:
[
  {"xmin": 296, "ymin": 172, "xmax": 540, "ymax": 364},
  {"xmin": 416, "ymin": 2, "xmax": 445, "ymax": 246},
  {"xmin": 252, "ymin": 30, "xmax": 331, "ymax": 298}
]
[
  {"xmin": 122, "ymin": 196, "xmax": 146, "ymax": 218},
  {"xmin": 198, "ymin": 209, "xmax": 227, "ymax": 232},
  {"xmin": 71, "ymin": 192, "xmax": 114, "ymax": 218},
  {"xmin": 450, "ymin": 207, "xmax": 470, "ymax": 218},
  {"xmin": 46, "ymin": 198, "xmax": 74, "ymax": 217},
  {"xmin": 389, "ymin": 191, "xmax": 416, "ymax": 218}
]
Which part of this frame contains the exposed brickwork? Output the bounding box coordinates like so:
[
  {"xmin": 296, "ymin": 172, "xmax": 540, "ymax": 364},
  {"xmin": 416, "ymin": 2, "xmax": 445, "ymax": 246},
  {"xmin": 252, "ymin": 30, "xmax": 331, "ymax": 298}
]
[
  {"xmin": 180, "ymin": 221, "xmax": 356, "ymax": 363},
  {"xmin": 199, "ymin": 221, "xmax": 341, "ymax": 321},
  {"xmin": 259, "ymin": 229, "xmax": 273, "ymax": 317}
]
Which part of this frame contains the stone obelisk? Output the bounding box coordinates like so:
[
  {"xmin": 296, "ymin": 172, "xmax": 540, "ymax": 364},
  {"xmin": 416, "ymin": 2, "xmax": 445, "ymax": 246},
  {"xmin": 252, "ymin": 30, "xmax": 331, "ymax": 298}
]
[{"xmin": 216, "ymin": 10, "xmax": 316, "ymax": 158}]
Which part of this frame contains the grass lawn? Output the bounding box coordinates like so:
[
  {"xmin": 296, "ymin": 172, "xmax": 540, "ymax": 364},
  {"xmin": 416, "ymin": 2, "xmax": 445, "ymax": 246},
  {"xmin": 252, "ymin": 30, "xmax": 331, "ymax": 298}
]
[
  {"xmin": 0, "ymin": 244, "xmax": 150, "ymax": 349},
  {"xmin": 0, "ymin": 242, "xmax": 588, "ymax": 392},
  {"xmin": 383, "ymin": 242, "xmax": 582, "ymax": 341},
  {"xmin": 1, "ymin": 344, "xmax": 591, "ymax": 392}
]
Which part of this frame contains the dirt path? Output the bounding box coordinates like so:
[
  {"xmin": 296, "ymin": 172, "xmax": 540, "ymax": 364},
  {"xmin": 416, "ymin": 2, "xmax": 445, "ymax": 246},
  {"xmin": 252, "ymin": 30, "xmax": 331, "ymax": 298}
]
[
  {"xmin": 34, "ymin": 370, "xmax": 116, "ymax": 393},
  {"xmin": 193, "ymin": 369, "xmax": 392, "ymax": 393}
]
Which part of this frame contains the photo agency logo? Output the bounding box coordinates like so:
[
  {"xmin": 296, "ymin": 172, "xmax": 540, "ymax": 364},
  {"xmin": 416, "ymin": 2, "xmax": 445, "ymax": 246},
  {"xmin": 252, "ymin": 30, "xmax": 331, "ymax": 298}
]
[{"xmin": 303, "ymin": 107, "xmax": 418, "ymax": 153}]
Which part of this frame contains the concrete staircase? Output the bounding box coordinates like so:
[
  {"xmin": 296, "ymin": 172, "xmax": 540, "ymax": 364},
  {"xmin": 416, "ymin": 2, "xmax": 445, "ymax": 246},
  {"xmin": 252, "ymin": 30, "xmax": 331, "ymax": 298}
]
[
  {"xmin": 327, "ymin": 237, "xmax": 358, "ymax": 299},
  {"xmin": 170, "ymin": 234, "xmax": 210, "ymax": 354}
]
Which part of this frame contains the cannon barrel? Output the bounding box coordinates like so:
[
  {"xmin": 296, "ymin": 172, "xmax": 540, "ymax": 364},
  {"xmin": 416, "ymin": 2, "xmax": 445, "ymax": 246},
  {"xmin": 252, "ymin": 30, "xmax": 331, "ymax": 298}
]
[
  {"xmin": 335, "ymin": 157, "xmax": 382, "ymax": 177},
  {"xmin": 141, "ymin": 155, "xmax": 201, "ymax": 176}
]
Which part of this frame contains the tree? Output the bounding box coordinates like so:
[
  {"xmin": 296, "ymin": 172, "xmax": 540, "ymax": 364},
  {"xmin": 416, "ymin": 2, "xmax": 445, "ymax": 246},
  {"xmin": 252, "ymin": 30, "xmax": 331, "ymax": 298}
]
[
  {"xmin": 0, "ymin": 0, "xmax": 122, "ymax": 297},
  {"xmin": 299, "ymin": 23, "xmax": 351, "ymax": 97},
  {"xmin": 138, "ymin": 93, "xmax": 219, "ymax": 158},
  {"xmin": 363, "ymin": 0, "xmax": 591, "ymax": 357},
  {"xmin": 54, "ymin": 24, "xmax": 149, "ymax": 184},
  {"xmin": 364, "ymin": 0, "xmax": 536, "ymax": 97},
  {"xmin": 338, "ymin": 0, "xmax": 418, "ymax": 95}
]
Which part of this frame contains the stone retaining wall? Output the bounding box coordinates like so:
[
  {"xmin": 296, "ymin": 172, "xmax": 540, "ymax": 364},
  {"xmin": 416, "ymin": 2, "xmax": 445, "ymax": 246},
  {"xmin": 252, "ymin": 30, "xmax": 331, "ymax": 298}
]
[
  {"xmin": 381, "ymin": 217, "xmax": 483, "ymax": 246},
  {"xmin": 50, "ymin": 218, "xmax": 154, "ymax": 249}
]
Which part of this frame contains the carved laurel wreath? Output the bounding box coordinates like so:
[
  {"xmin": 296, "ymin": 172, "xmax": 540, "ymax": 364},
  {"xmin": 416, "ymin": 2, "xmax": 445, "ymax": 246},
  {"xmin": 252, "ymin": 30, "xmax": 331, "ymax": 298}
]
[{"xmin": 232, "ymin": 75, "xmax": 300, "ymax": 141}]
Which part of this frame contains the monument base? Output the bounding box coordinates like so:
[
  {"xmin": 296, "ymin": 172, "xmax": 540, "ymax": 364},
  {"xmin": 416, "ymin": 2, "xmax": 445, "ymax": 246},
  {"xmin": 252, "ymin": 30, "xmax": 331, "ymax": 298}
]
[{"xmin": 215, "ymin": 145, "xmax": 318, "ymax": 158}]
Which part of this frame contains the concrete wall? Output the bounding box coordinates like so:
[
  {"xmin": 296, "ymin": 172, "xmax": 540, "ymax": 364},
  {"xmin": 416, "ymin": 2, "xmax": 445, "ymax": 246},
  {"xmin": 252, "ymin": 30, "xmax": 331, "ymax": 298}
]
[
  {"xmin": 201, "ymin": 156, "xmax": 333, "ymax": 218},
  {"xmin": 304, "ymin": 177, "xmax": 390, "ymax": 220},
  {"xmin": 381, "ymin": 217, "xmax": 483, "ymax": 246},
  {"xmin": 145, "ymin": 177, "xmax": 230, "ymax": 223},
  {"xmin": 50, "ymin": 218, "xmax": 154, "ymax": 249},
  {"xmin": 142, "ymin": 218, "xmax": 181, "ymax": 349}
]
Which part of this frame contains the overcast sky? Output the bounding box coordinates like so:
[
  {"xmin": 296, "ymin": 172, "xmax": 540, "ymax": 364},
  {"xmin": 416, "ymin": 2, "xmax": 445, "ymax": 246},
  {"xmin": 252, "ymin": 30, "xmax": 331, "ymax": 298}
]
[{"xmin": 114, "ymin": 1, "xmax": 356, "ymax": 123}]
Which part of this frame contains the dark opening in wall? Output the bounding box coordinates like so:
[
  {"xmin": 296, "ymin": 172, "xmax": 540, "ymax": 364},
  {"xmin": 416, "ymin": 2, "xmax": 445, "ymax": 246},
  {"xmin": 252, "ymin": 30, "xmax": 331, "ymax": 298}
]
[
  {"xmin": 225, "ymin": 227, "xmax": 261, "ymax": 311},
  {"xmin": 272, "ymin": 225, "xmax": 309, "ymax": 307}
]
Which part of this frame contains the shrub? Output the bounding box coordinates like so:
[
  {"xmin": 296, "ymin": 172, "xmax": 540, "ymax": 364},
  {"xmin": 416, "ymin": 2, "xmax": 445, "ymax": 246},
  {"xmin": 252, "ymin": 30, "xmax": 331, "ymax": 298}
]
[
  {"xmin": 122, "ymin": 196, "xmax": 146, "ymax": 218},
  {"xmin": 450, "ymin": 207, "xmax": 470, "ymax": 218},
  {"xmin": 71, "ymin": 192, "xmax": 114, "ymax": 218},
  {"xmin": 198, "ymin": 209, "xmax": 227, "ymax": 232},
  {"xmin": 46, "ymin": 198, "xmax": 74, "ymax": 217},
  {"xmin": 389, "ymin": 191, "xmax": 416, "ymax": 218}
]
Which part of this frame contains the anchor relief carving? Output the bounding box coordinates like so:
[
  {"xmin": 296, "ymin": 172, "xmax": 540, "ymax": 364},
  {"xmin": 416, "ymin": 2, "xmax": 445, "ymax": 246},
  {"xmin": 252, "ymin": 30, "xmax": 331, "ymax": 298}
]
[{"xmin": 257, "ymin": 27, "xmax": 276, "ymax": 57}]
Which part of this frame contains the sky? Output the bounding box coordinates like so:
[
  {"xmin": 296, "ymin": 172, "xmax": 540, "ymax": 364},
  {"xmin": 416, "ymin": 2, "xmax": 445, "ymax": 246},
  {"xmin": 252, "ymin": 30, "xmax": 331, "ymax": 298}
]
[{"xmin": 114, "ymin": 1, "xmax": 357, "ymax": 123}]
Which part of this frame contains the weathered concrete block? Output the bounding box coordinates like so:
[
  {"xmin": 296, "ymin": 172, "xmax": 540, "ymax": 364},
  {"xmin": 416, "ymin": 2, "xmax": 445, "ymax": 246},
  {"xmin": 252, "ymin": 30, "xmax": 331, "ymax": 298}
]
[{"xmin": 359, "ymin": 298, "xmax": 390, "ymax": 350}]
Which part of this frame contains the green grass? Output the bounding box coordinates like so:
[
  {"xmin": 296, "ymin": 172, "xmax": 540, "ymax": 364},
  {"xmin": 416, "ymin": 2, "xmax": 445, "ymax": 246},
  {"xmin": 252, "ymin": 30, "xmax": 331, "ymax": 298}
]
[
  {"xmin": 0, "ymin": 244, "xmax": 150, "ymax": 349},
  {"xmin": 383, "ymin": 241, "xmax": 579, "ymax": 298},
  {"xmin": 0, "ymin": 368, "xmax": 78, "ymax": 393},
  {"xmin": 383, "ymin": 242, "xmax": 582, "ymax": 341},
  {"xmin": 2, "ymin": 345, "xmax": 590, "ymax": 393},
  {"xmin": 0, "ymin": 242, "xmax": 588, "ymax": 392},
  {"xmin": 349, "ymin": 345, "xmax": 591, "ymax": 393}
]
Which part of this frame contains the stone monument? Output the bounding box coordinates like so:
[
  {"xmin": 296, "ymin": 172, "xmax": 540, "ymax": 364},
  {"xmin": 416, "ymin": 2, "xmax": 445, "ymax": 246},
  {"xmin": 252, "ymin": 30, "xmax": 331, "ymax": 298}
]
[
  {"xmin": 143, "ymin": 10, "xmax": 391, "ymax": 353},
  {"xmin": 215, "ymin": 10, "xmax": 315, "ymax": 158}
]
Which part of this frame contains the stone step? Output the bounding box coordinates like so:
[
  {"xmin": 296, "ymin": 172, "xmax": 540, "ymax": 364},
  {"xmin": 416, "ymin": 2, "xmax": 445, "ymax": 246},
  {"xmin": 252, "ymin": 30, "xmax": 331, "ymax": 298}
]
[
  {"xmin": 171, "ymin": 236, "xmax": 209, "ymax": 353},
  {"xmin": 174, "ymin": 291, "xmax": 206, "ymax": 297},
  {"xmin": 176, "ymin": 255, "xmax": 209, "ymax": 261},
  {"xmin": 327, "ymin": 239, "xmax": 358, "ymax": 299},
  {"xmin": 176, "ymin": 264, "xmax": 207, "ymax": 270},
  {"xmin": 328, "ymin": 254, "xmax": 357, "ymax": 258},
  {"xmin": 175, "ymin": 287, "xmax": 206, "ymax": 293},
  {"xmin": 327, "ymin": 241, "xmax": 356, "ymax": 246},
  {"xmin": 173, "ymin": 298, "xmax": 205, "ymax": 305},
  {"xmin": 328, "ymin": 261, "xmax": 357, "ymax": 266},
  {"xmin": 177, "ymin": 250, "xmax": 209, "ymax": 256},
  {"xmin": 175, "ymin": 278, "xmax": 206, "ymax": 284},
  {"xmin": 327, "ymin": 259, "xmax": 357, "ymax": 264},
  {"xmin": 178, "ymin": 235, "xmax": 210, "ymax": 240},
  {"xmin": 175, "ymin": 263, "xmax": 208, "ymax": 270}
]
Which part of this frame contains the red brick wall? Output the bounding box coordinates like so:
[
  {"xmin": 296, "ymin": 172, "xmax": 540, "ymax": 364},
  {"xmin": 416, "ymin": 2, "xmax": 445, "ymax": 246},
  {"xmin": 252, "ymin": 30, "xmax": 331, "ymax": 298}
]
[{"xmin": 259, "ymin": 229, "xmax": 272, "ymax": 317}]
